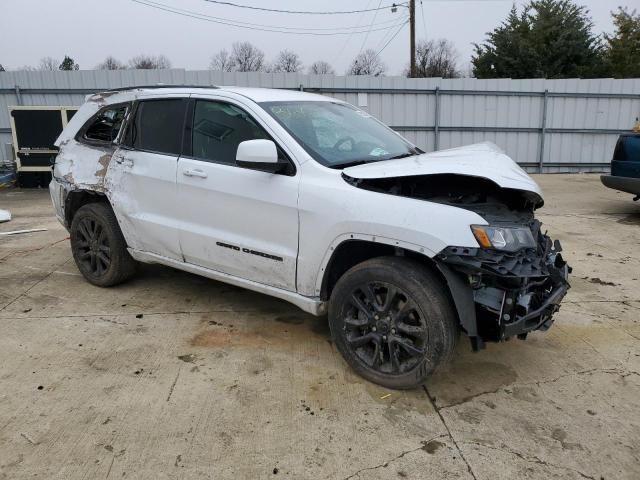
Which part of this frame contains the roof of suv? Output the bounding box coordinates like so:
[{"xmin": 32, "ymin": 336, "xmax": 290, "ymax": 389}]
[{"xmin": 101, "ymin": 85, "xmax": 331, "ymax": 103}]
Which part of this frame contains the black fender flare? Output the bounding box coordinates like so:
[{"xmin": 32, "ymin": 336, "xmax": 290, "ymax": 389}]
[{"xmin": 435, "ymin": 263, "xmax": 483, "ymax": 350}]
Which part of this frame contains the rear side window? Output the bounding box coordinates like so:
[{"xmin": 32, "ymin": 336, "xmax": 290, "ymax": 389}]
[
  {"xmin": 81, "ymin": 104, "xmax": 128, "ymax": 144},
  {"xmin": 192, "ymin": 100, "xmax": 269, "ymax": 164},
  {"xmin": 129, "ymin": 99, "xmax": 186, "ymax": 155}
]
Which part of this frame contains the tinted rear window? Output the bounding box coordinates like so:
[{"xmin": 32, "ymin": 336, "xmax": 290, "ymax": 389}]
[{"xmin": 131, "ymin": 99, "xmax": 186, "ymax": 155}]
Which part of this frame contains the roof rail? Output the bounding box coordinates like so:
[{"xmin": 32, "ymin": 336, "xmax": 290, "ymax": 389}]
[{"xmin": 102, "ymin": 84, "xmax": 219, "ymax": 93}]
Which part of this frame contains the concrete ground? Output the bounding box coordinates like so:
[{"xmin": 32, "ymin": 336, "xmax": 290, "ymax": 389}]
[{"xmin": 0, "ymin": 174, "xmax": 638, "ymax": 480}]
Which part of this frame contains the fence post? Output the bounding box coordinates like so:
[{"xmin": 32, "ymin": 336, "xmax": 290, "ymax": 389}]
[
  {"xmin": 434, "ymin": 86, "xmax": 440, "ymax": 151},
  {"xmin": 14, "ymin": 85, "xmax": 22, "ymax": 105},
  {"xmin": 537, "ymin": 89, "xmax": 548, "ymax": 173}
]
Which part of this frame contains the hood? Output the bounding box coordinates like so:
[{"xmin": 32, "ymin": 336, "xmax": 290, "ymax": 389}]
[{"xmin": 342, "ymin": 142, "xmax": 542, "ymax": 198}]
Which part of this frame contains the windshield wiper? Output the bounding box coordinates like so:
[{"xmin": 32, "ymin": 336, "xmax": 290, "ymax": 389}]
[
  {"xmin": 330, "ymin": 159, "xmax": 376, "ymax": 169},
  {"xmin": 331, "ymin": 151, "xmax": 418, "ymax": 169},
  {"xmin": 386, "ymin": 152, "xmax": 415, "ymax": 160}
]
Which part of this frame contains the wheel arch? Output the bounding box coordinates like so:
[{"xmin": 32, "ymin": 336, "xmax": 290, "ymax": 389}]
[
  {"xmin": 64, "ymin": 188, "xmax": 109, "ymax": 227},
  {"xmin": 318, "ymin": 236, "xmax": 477, "ymax": 342},
  {"xmin": 318, "ymin": 235, "xmax": 439, "ymax": 300}
]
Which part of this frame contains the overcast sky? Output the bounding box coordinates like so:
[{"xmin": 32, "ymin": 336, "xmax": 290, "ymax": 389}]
[{"xmin": 0, "ymin": 0, "xmax": 635, "ymax": 75}]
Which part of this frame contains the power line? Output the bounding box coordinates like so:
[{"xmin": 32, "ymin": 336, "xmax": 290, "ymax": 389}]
[
  {"xmin": 200, "ymin": 0, "xmax": 408, "ymax": 15},
  {"xmin": 375, "ymin": 19, "xmax": 409, "ymax": 58},
  {"xmin": 162, "ymin": 0, "xmax": 406, "ymax": 32},
  {"xmin": 132, "ymin": 0, "xmax": 408, "ymax": 35},
  {"xmin": 358, "ymin": 0, "xmax": 384, "ymax": 56},
  {"xmin": 420, "ymin": 0, "xmax": 427, "ymax": 39}
]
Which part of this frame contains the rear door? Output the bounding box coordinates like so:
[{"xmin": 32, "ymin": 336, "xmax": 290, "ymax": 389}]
[
  {"xmin": 176, "ymin": 96, "xmax": 300, "ymax": 290},
  {"xmin": 107, "ymin": 97, "xmax": 187, "ymax": 261}
]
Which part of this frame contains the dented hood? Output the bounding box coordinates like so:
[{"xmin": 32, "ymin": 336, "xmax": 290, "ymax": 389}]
[{"xmin": 342, "ymin": 142, "xmax": 543, "ymax": 198}]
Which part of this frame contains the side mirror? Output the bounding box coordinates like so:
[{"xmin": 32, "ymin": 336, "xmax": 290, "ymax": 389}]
[{"xmin": 236, "ymin": 139, "xmax": 284, "ymax": 173}]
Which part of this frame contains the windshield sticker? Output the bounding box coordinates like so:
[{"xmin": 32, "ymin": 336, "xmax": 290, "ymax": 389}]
[{"xmin": 369, "ymin": 147, "xmax": 389, "ymax": 157}]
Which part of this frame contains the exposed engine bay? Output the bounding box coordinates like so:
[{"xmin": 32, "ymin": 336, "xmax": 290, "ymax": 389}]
[{"xmin": 344, "ymin": 172, "xmax": 571, "ymax": 349}]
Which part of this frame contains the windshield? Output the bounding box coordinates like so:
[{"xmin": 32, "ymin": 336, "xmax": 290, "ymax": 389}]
[{"xmin": 261, "ymin": 101, "xmax": 418, "ymax": 168}]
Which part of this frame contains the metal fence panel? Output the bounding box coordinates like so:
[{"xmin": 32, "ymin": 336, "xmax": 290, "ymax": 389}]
[{"xmin": 1, "ymin": 70, "xmax": 639, "ymax": 171}]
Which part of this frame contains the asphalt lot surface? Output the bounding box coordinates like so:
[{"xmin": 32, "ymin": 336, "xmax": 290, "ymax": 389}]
[{"xmin": 0, "ymin": 174, "xmax": 638, "ymax": 479}]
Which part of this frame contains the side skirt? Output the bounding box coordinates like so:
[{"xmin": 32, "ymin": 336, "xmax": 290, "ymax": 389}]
[{"xmin": 128, "ymin": 249, "xmax": 327, "ymax": 316}]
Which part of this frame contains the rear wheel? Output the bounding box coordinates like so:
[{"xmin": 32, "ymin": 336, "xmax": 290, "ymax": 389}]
[
  {"xmin": 70, "ymin": 203, "xmax": 136, "ymax": 287},
  {"xmin": 329, "ymin": 257, "xmax": 458, "ymax": 389}
]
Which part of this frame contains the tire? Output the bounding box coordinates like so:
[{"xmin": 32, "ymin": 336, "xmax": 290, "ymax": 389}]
[
  {"xmin": 329, "ymin": 256, "xmax": 458, "ymax": 389},
  {"xmin": 70, "ymin": 202, "xmax": 137, "ymax": 287}
]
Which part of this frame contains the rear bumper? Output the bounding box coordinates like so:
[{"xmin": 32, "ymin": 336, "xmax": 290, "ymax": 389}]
[{"xmin": 601, "ymin": 175, "xmax": 640, "ymax": 196}]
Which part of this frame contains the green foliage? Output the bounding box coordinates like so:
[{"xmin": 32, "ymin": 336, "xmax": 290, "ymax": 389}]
[
  {"xmin": 604, "ymin": 8, "xmax": 640, "ymax": 78},
  {"xmin": 472, "ymin": 0, "xmax": 604, "ymax": 79},
  {"xmin": 59, "ymin": 55, "xmax": 79, "ymax": 71}
]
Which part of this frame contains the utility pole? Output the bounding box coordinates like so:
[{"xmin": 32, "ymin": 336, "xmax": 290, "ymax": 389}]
[{"xmin": 409, "ymin": 0, "xmax": 416, "ymax": 77}]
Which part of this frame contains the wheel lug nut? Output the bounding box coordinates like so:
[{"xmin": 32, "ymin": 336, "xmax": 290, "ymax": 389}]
[
  {"xmin": 374, "ymin": 315, "xmax": 379, "ymax": 320},
  {"xmin": 382, "ymin": 335, "xmax": 387, "ymax": 340},
  {"xmin": 372, "ymin": 326, "xmax": 377, "ymax": 332},
  {"xmin": 391, "ymin": 329, "xmax": 396, "ymax": 334}
]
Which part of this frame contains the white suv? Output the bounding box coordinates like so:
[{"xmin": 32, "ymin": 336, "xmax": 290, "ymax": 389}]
[{"xmin": 50, "ymin": 86, "xmax": 570, "ymax": 389}]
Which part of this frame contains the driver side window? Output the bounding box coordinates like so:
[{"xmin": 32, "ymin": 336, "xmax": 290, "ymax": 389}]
[{"xmin": 192, "ymin": 100, "xmax": 269, "ymax": 165}]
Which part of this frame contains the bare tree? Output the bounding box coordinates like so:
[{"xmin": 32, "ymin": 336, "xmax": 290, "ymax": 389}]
[
  {"xmin": 309, "ymin": 60, "xmax": 335, "ymax": 75},
  {"xmin": 347, "ymin": 49, "xmax": 386, "ymax": 76},
  {"xmin": 230, "ymin": 42, "xmax": 265, "ymax": 72},
  {"xmin": 38, "ymin": 57, "xmax": 60, "ymax": 71},
  {"xmin": 0, "ymin": 64, "xmax": 4, "ymax": 72},
  {"xmin": 96, "ymin": 56, "xmax": 126, "ymax": 70},
  {"xmin": 271, "ymin": 50, "xmax": 303, "ymax": 73},
  {"xmin": 128, "ymin": 54, "xmax": 172, "ymax": 70},
  {"xmin": 412, "ymin": 39, "xmax": 459, "ymax": 78},
  {"xmin": 16, "ymin": 65, "xmax": 37, "ymax": 71},
  {"xmin": 210, "ymin": 49, "xmax": 235, "ymax": 72}
]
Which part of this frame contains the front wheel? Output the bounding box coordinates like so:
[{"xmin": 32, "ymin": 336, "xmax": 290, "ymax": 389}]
[{"xmin": 329, "ymin": 257, "xmax": 458, "ymax": 389}]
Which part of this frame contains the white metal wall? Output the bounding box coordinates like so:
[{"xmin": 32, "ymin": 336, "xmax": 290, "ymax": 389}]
[{"xmin": 1, "ymin": 70, "xmax": 639, "ymax": 172}]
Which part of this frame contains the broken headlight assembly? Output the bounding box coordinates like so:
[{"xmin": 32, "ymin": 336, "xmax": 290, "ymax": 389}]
[{"xmin": 471, "ymin": 225, "xmax": 536, "ymax": 252}]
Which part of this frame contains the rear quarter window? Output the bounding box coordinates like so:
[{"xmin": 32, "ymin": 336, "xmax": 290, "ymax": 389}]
[{"xmin": 81, "ymin": 104, "xmax": 129, "ymax": 144}]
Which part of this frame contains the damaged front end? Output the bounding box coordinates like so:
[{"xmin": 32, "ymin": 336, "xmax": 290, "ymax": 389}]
[
  {"xmin": 344, "ymin": 168, "xmax": 571, "ymax": 350},
  {"xmin": 436, "ymin": 221, "xmax": 570, "ymax": 349}
]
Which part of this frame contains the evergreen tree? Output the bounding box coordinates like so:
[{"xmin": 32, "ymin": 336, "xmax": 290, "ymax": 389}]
[
  {"xmin": 604, "ymin": 8, "xmax": 640, "ymax": 78},
  {"xmin": 472, "ymin": 0, "xmax": 603, "ymax": 79},
  {"xmin": 59, "ymin": 55, "xmax": 79, "ymax": 71}
]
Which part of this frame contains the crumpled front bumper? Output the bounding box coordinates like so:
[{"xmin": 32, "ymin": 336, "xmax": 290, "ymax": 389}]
[{"xmin": 435, "ymin": 225, "xmax": 571, "ymax": 349}]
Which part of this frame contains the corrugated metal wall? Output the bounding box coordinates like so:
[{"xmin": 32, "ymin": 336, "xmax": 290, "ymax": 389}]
[{"xmin": 1, "ymin": 70, "xmax": 639, "ymax": 172}]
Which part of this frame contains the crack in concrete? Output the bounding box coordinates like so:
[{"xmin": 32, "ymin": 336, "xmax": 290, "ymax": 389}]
[
  {"xmin": 0, "ymin": 258, "xmax": 73, "ymax": 313},
  {"xmin": 461, "ymin": 440, "xmax": 597, "ymax": 480},
  {"xmin": 423, "ymin": 386, "xmax": 479, "ymax": 480},
  {"xmin": 0, "ymin": 309, "xmax": 276, "ymax": 320},
  {"xmin": 0, "ymin": 237, "xmax": 68, "ymax": 261},
  {"xmin": 166, "ymin": 367, "xmax": 182, "ymax": 402},
  {"xmin": 436, "ymin": 368, "xmax": 638, "ymax": 410},
  {"xmin": 341, "ymin": 434, "xmax": 448, "ymax": 480},
  {"xmin": 564, "ymin": 300, "xmax": 640, "ymax": 304}
]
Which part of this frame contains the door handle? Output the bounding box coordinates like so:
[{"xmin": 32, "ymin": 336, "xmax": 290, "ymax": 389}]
[{"xmin": 183, "ymin": 168, "xmax": 208, "ymax": 179}]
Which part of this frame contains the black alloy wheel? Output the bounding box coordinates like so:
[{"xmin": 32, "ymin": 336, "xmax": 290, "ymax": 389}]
[
  {"xmin": 70, "ymin": 203, "xmax": 137, "ymax": 287},
  {"xmin": 75, "ymin": 216, "xmax": 111, "ymax": 276},
  {"xmin": 343, "ymin": 281, "xmax": 428, "ymax": 374},
  {"xmin": 329, "ymin": 257, "xmax": 458, "ymax": 389}
]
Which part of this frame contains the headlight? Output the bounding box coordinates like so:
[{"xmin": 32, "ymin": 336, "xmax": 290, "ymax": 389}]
[{"xmin": 471, "ymin": 225, "xmax": 536, "ymax": 252}]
